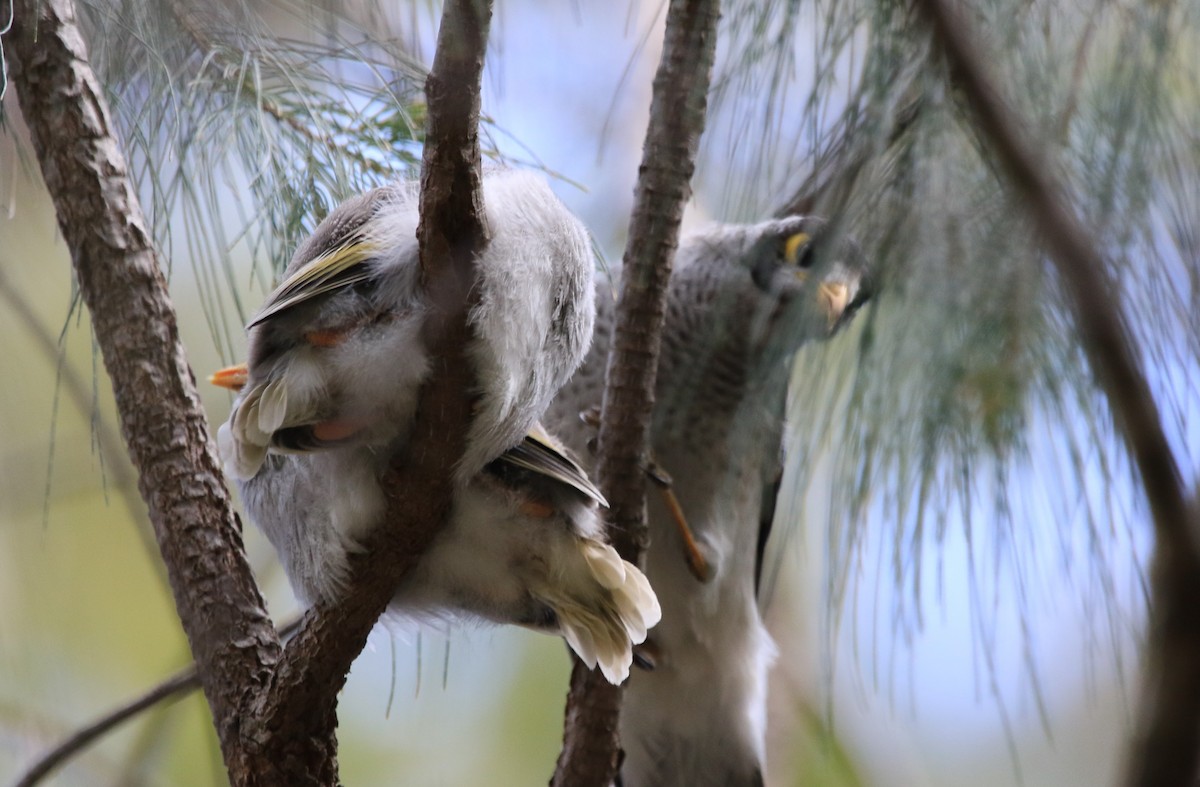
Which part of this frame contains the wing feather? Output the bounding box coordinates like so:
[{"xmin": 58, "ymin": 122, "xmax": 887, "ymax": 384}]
[
  {"xmin": 498, "ymin": 426, "xmax": 608, "ymax": 507},
  {"xmin": 247, "ymin": 239, "xmax": 378, "ymax": 328}
]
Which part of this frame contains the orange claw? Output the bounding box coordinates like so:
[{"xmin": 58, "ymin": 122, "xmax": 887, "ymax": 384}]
[
  {"xmin": 209, "ymin": 363, "xmax": 249, "ymax": 391},
  {"xmin": 644, "ymin": 460, "xmax": 711, "ymax": 583},
  {"xmin": 658, "ymin": 484, "xmax": 711, "ymax": 583}
]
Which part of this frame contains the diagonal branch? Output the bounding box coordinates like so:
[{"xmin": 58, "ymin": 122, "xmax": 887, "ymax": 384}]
[
  {"xmin": 5, "ymin": 0, "xmax": 281, "ymax": 779},
  {"xmin": 8, "ymin": 0, "xmax": 494, "ymax": 781},
  {"xmin": 552, "ymin": 0, "xmax": 721, "ymax": 784},
  {"xmin": 912, "ymin": 1, "xmax": 1200, "ymax": 785},
  {"xmin": 15, "ymin": 668, "xmax": 198, "ymax": 787},
  {"xmin": 12, "ymin": 617, "xmax": 302, "ymax": 787},
  {"xmin": 246, "ymin": 0, "xmax": 493, "ymax": 778}
]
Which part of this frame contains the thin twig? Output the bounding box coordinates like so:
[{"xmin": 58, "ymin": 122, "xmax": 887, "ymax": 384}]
[
  {"xmin": 7, "ymin": 1, "xmax": 281, "ymax": 779},
  {"xmin": 13, "ymin": 618, "xmax": 302, "ymax": 787},
  {"xmin": 14, "ymin": 669, "xmax": 198, "ymax": 787},
  {"xmin": 551, "ymin": 0, "xmax": 721, "ymax": 783},
  {"xmin": 0, "ymin": 265, "xmax": 164, "ymax": 584},
  {"xmin": 912, "ymin": 1, "xmax": 1200, "ymax": 784}
]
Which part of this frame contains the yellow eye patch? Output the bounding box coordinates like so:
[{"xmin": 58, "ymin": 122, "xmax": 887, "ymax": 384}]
[{"xmin": 784, "ymin": 232, "xmax": 811, "ymax": 265}]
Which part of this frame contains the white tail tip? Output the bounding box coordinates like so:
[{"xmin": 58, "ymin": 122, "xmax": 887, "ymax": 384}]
[{"xmin": 553, "ymin": 541, "xmax": 661, "ymax": 685}]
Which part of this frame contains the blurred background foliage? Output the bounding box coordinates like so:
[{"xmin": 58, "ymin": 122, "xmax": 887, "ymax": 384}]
[{"xmin": 1, "ymin": 0, "xmax": 1197, "ymax": 783}]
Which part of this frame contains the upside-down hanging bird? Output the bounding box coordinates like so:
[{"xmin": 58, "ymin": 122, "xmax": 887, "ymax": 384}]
[{"xmin": 544, "ymin": 215, "xmax": 870, "ymax": 784}]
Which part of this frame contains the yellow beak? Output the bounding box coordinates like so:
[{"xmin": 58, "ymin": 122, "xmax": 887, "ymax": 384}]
[{"xmin": 817, "ymin": 282, "xmax": 850, "ymax": 328}]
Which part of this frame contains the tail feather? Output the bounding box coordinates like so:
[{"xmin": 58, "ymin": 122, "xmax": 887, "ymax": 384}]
[
  {"xmin": 582, "ymin": 538, "xmax": 629, "ymax": 588},
  {"xmin": 560, "ymin": 613, "xmax": 601, "ymax": 672},
  {"xmin": 221, "ymin": 403, "xmax": 269, "ymax": 481},
  {"xmin": 256, "ymin": 378, "xmax": 289, "ymax": 434},
  {"xmin": 538, "ymin": 540, "xmax": 662, "ymax": 685},
  {"xmin": 611, "ymin": 564, "xmax": 659, "ymax": 643},
  {"xmin": 220, "ymin": 378, "xmax": 280, "ymax": 480}
]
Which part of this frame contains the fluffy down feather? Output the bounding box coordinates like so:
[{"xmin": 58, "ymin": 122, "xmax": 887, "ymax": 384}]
[
  {"xmin": 217, "ymin": 170, "xmax": 656, "ymax": 685},
  {"xmin": 219, "ymin": 168, "xmax": 593, "ymax": 484},
  {"xmin": 393, "ymin": 470, "xmax": 660, "ymax": 685}
]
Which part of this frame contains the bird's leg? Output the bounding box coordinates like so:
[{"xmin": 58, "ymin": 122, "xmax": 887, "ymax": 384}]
[
  {"xmin": 304, "ymin": 309, "xmax": 391, "ymax": 348},
  {"xmin": 578, "ymin": 406, "xmax": 711, "ymax": 584},
  {"xmin": 579, "ymin": 406, "xmax": 602, "ymax": 430},
  {"xmin": 644, "ymin": 460, "xmax": 710, "ymax": 584},
  {"xmin": 518, "ymin": 498, "xmax": 557, "ymax": 518},
  {"xmin": 579, "ymin": 405, "xmax": 602, "ymax": 456}
]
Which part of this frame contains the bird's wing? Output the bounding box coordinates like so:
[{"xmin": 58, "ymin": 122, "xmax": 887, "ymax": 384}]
[
  {"xmin": 247, "ymin": 238, "xmax": 378, "ymax": 328},
  {"xmin": 499, "ymin": 425, "xmax": 608, "ymax": 507}
]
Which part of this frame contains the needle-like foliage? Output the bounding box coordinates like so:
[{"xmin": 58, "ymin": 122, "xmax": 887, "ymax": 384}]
[
  {"xmin": 60, "ymin": 0, "xmax": 430, "ymax": 357},
  {"xmin": 4, "ymin": 0, "xmax": 1198, "ymax": 780},
  {"xmin": 710, "ymin": 0, "xmax": 1197, "ymax": 716}
]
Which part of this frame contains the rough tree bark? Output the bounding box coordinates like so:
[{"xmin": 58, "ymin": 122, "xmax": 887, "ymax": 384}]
[
  {"xmin": 7, "ymin": 0, "xmax": 282, "ymax": 779},
  {"xmin": 912, "ymin": 1, "xmax": 1200, "ymax": 785},
  {"xmin": 551, "ymin": 1, "xmax": 721, "ymax": 784},
  {"xmin": 8, "ymin": 0, "xmax": 494, "ymax": 783}
]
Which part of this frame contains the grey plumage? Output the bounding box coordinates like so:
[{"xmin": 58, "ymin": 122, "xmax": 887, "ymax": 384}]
[
  {"xmin": 222, "ymin": 169, "xmax": 595, "ymax": 486},
  {"xmin": 217, "ymin": 169, "xmax": 660, "ymax": 684},
  {"xmin": 545, "ymin": 215, "xmax": 869, "ymax": 786}
]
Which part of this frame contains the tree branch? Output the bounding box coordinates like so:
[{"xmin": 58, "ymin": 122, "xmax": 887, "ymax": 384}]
[
  {"xmin": 551, "ymin": 1, "xmax": 721, "ymax": 784},
  {"xmin": 14, "ymin": 668, "xmax": 199, "ymax": 787},
  {"xmin": 13, "ymin": 617, "xmax": 301, "ymax": 787},
  {"xmin": 912, "ymin": 1, "xmax": 1200, "ymax": 784},
  {"xmin": 8, "ymin": 0, "xmax": 494, "ymax": 781},
  {"xmin": 245, "ymin": 0, "xmax": 492, "ymax": 778},
  {"xmin": 6, "ymin": 0, "xmax": 282, "ymax": 779}
]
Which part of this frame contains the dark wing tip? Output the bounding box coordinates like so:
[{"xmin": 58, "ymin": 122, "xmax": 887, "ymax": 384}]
[{"xmin": 498, "ymin": 434, "xmax": 608, "ymax": 507}]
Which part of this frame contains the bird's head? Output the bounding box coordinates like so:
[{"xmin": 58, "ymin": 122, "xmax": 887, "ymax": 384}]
[
  {"xmin": 668, "ymin": 216, "xmax": 872, "ymax": 379},
  {"xmin": 645, "ymin": 217, "xmax": 872, "ymax": 445},
  {"xmin": 744, "ymin": 215, "xmax": 872, "ymax": 340}
]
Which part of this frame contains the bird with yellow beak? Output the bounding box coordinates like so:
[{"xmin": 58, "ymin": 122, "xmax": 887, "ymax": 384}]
[{"xmin": 546, "ymin": 215, "xmax": 871, "ymax": 785}]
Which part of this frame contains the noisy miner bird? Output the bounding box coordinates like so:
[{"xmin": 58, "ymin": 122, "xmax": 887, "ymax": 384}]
[
  {"xmin": 544, "ymin": 215, "xmax": 870, "ymax": 785},
  {"xmin": 214, "ymin": 169, "xmax": 661, "ymax": 684}
]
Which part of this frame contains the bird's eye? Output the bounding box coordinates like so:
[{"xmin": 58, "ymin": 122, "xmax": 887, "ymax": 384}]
[{"xmin": 784, "ymin": 232, "xmax": 814, "ymax": 269}]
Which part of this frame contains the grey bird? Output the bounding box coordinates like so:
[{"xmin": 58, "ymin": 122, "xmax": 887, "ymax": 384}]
[
  {"xmin": 215, "ymin": 169, "xmax": 661, "ymax": 685},
  {"xmin": 544, "ymin": 215, "xmax": 870, "ymax": 785}
]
